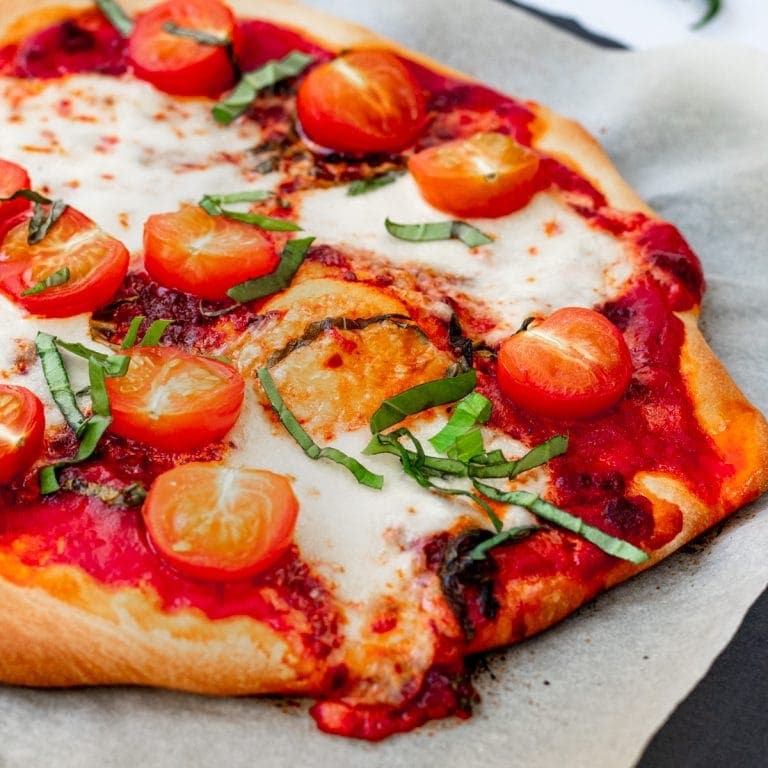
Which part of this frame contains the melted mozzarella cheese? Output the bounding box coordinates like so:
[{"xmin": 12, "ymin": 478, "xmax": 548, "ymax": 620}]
[
  {"xmin": 0, "ymin": 76, "xmax": 266, "ymax": 252},
  {"xmin": 298, "ymin": 177, "xmax": 634, "ymax": 344}
]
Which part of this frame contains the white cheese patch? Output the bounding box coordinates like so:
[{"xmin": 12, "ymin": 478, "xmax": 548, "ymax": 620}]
[
  {"xmin": 298, "ymin": 177, "xmax": 634, "ymax": 344},
  {"xmin": 226, "ymin": 389, "xmax": 539, "ymax": 640},
  {"xmin": 0, "ymin": 75, "xmax": 266, "ymax": 252}
]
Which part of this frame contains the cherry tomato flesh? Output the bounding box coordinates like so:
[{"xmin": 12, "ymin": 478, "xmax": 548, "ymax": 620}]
[
  {"xmin": 105, "ymin": 347, "xmax": 245, "ymax": 451},
  {"xmin": 128, "ymin": 0, "xmax": 238, "ymax": 96},
  {"xmin": 497, "ymin": 307, "xmax": 633, "ymax": 419},
  {"xmin": 296, "ymin": 49, "xmax": 427, "ymax": 154},
  {"xmin": 0, "ymin": 206, "xmax": 129, "ymax": 317},
  {"xmin": 143, "ymin": 463, "xmax": 299, "ymax": 581},
  {"xmin": 0, "ymin": 384, "xmax": 45, "ymax": 484},
  {"xmin": 408, "ymin": 132, "xmax": 540, "ymax": 218},
  {"xmin": 143, "ymin": 204, "xmax": 279, "ymax": 300},
  {"xmin": 0, "ymin": 159, "xmax": 31, "ymax": 223}
]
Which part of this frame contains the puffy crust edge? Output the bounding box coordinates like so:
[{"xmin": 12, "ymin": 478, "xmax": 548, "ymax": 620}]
[{"xmin": 0, "ymin": 0, "xmax": 766, "ymax": 687}]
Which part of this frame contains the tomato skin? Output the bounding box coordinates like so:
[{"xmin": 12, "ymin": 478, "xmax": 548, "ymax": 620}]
[
  {"xmin": 0, "ymin": 159, "xmax": 31, "ymax": 223},
  {"xmin": 143, "ymin": 205, "xmax": 279, "ymax": 300},
  {"xmin": 497, "ymin": 307, "xmax": 633, "ymax": 420},
  {"xmin": 105, "ymin": 346, "xmax": 244, "ymax": 451},
  {"xmin": 408, "ymin": 132, "xmax": 540, "ymax": 218},
  {"xmin": 128, "ymin": 0, "xmax": 239, "ymax": 97},
  {"xmin": 0, "ymin": 384, "xmax": 45, "ymax": 484},
  {"xmin": 296, "ymin": 50, "xmax": 427, "ymax": 154},
  {"xmin": 143, "ymin": 463, "xmax": 299, "ymax": 581},
  {"xmin": 0, "ymin": 206, "xmax": 129, "ymax": 317}
]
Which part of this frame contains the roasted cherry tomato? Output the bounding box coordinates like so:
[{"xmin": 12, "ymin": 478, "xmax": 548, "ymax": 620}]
[
  {"xmin": 143, "ymin": 463, "xmax": 299, "ymax": 580},
  {"xmin": 408, "ymin": 132, "xmax": 540, "ymax": 218},
  {"xmin": 0, "ymin": 159, "xmax": 32, "ymax": 223},
  {"xmin": 497, "ymin": 307, "xmax": 633, "ymax": 419},
  {"xmin": 128, "ymin": 0, "xmax": 238, "ymax": 96},
  {"xmin": 0, "ymin": 206, "xmax": 129, "ymax": 317},
  {"xmin": 143, "ymin": 205, "xmax": 279, "ymax": 300},
  {"xmin": 296, "ymin": 49, "xmax": 427, "ymax": 154},
  {"xmin": 105, "ymin": 346, "xmax": 244, "ymax": 451},
  {"xmin": 0, "ymin": 384, "xmax": 45, "ymax": 484}
]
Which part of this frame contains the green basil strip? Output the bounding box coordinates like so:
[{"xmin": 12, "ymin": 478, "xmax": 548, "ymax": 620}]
[
  {"xmin": 429, "ymin": 391, "xmax": 492, "ymax": 454},
  {"xmin": 21, "ymin": 266, "xmax": 70, "ymax": 296},
  {"xmin": 36, "ymin": 332, "xmax": 85, "ymax": 433},
  {"xmin": 369, "ymin": 369, "xmax": 477, "ymax": 434},
  {"xmin": 364, "ymin": 431, "xmax": 468, "ymax": 478},
  {"xmin": 693, "ymin": 0, "xmax": 720, "ymax": 29},
  {"xmin": 213, "ymin": 50, "xmax": 314, "ymax": 125},
  {"xmin": 364, "ymin": 427, "xmax": 502, "ymax": 530},
  {"xmin": 54, "ymin": 339, "xmax": 128, "ymax": 377},
  {"xmin": 94, "ymin": 0, "xmax": 134, "ymax": 37},
  {"xmin": 215, "ymin": 208, "xmax": 301, "ymax": 232},
  {"xmin": 227, "ymin": 236, "xmax": 314, "ymax": 303},
  {"xmin": 266, "ymin": 313, "xmax": 417, "ymax": 368},
  {"xmin": 201, "ymin": 190, "xmax": 273, "ymax": 208},
  {"xmin": 39, "ymin": 415, "xmax": 112, "ymax": 494},
  {"xmin": 468, "ymin": 434, "xmax": 568, "ymax": 479},
  {"xmin": 39, "ymin": 358, "xmax": 114, "ymax": 494},
  {"xmin": 473, "ymin": 481, "xmax": 649, "ymax": 564},
  {"xmin": 347, "ymin": 171, "xmax": 405, "ymax": 196},
  {"xmin": 257, "ymin": 367, "xmax": 383, "ymax": 490},
  {"xmin": 470, "ymin": 525, "xmax": 541, "ymax": 561},
  {"xmin": 121, "ymin": 316, "xmax": 145, "ymax": 348},
  {"xmin": 139, "ymin": 318, "xmax": 173, "ymax": 346},
  {"xmin": 162, "ymin": 22, "xmax": 229, "ymax": 46},
  {"xmin": 446, "ymin": 428, "xmax": 484, "ymax": 462},
  {"xmin": 385, "ymin": 217, "xmax": 493, "ymax": 248},
  {"xmin": 1, "ymin": 190, "xmax": 68, "ymax": 245}
]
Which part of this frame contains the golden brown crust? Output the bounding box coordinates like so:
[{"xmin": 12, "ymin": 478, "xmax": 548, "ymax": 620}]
[{"xmin": 0, "ymin": 0, "xmax": 766, "ymax": 709}]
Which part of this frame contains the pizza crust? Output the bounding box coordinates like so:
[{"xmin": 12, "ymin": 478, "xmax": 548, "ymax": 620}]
[{"xmin": 0, "ymin": 0, "xmax": 766, "ymax": 713}]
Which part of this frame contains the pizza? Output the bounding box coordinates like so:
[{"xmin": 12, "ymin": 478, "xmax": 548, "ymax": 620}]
[{"xmin": 0, "ymin": 0, "xmax": 766, "ymax": 742}]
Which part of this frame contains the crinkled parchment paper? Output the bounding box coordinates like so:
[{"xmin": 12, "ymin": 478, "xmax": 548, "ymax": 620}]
[{"xmin": 1, "ymin": 1, "xmax": 766, "ymax": 766}]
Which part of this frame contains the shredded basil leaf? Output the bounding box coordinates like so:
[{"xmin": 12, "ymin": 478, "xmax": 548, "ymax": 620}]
[
  {"xmin": 470, "ymin": 525, "xmax": 540, "ymax": 560},
  {"xmin": 213, "ymin": 50, "xmax": 314, "ymax": 125},
  {"xmin": 200, "ymin": 190, "xmax": 273, "ymax": 208},
  {"xmin": 446, "ymin": 427, "xmax": 484, "ymax": 462},
  {"xmin": 257, "ymin": 367, "xmax": 383, "ymax": 489},
  {"xmin": 364, "ymin": 427, "xmax": 502, "ymax": 529},
  {"xmin": 692, "ymin": 0, "xmax": 721, "ymax": 29},
  {"xmin": 385, "ymin": 217, "xmax": 493, "ymax": 248},
  {"xmin": 139, "ymin": 318, "xmax": 173, "ymax": 346},
  {"xmin": 369, "ymin": 370, "xmax": 477, "ymax": 434},
  {"xmin": 54, "ymin": 339, "xmax": 128, "ymax": 377},
  {"xmin": 21, "ymin": 266, "xmax": 70, "ymax": 296},
  {"xmin": 473, "ymin": 481, "xmax": 649, "ymax": 564},
  {"xmin": 94, "ymin": 0, "xmax": 134, "ymax": 37},
  {"xmin": 199, "ymin": 194, "xmax": 301, "ymax": 232},
  {"xmin": 429, "ymin": 392, "xmax": 492, "ymax": 455},
  {"xmin": 0, "ymin": 189, "xmax": 67, "ymax": 245},
  {"xmin": 468, "ymin": 434, "xmax": 568, "ymax": 479},
  {"xmin": 347, "ymin": 171, "xmax": 405, "ymax": 196},
  {"xmin": 35, "ymin": 332, "xmax": 85, "ymax": 434},
  {"xmin": 121, "ymin": 316, "xmax": 144, "ymax": 349},
  {"xmin": 162, "ymin": 22, "xmax": 229, "ymax": 47},
  {"xmin": 227, "ymin": 236, "xmax": 314, "ymax": 303}
]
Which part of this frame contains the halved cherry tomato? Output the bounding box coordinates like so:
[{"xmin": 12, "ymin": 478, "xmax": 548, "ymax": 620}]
[
  {"xmin": 0, "ymin": 159, "xmax": 31, "ymax": 223},
  {"xmin": 143, "ymin": 462, "xmax": 299, "ymax": 580},
  {"xmin": 128, "ymin": 0, "xmax": 238, "ymax": 96},
  {"xmin": 408, "ymin": 132, "xmax": 540, "ymax": 218},
  {"xmin": 0, "ymin": 384, "xmax": 45, "ymax": 484},
  {"xmin": 143, "ymin": 205, "xmax": 279, "ymax": 300},
  {"xmin": 497, "ymin": 307, "xmax": 633, "ymax": 419},
  {"xmin": 105, "ymin": 346, "xmax": 244, "ymax": 451},
  {"xmin": 0, "ymin": 206, "xmax": 129, "ymax": 317},
  {"xmin": 296, "ymin": 49, "xmax": 427, "ymax": 154}
]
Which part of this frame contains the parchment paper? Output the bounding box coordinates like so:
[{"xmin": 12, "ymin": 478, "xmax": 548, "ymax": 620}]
[{"xmin": 1, "ymin": 2, "xmax": 767, "ymax": 766}]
